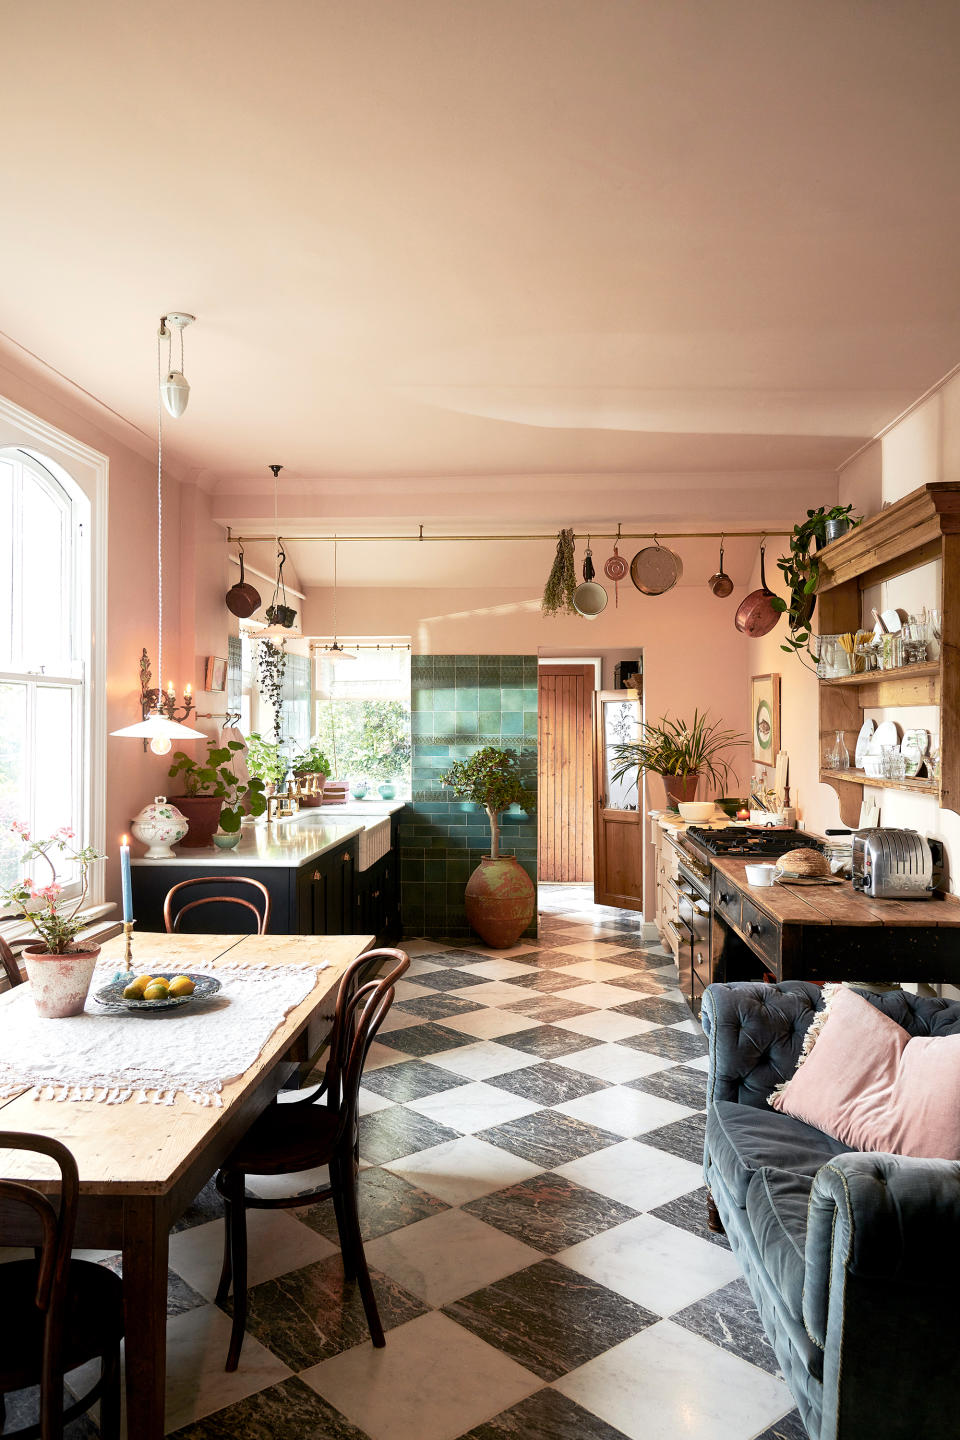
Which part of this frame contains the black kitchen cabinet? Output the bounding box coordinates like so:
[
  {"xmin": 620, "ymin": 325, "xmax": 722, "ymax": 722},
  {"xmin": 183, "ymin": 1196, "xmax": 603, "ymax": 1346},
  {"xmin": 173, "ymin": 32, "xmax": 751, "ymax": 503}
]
[
  {"xmin": 131, "ymin": 836, "xmax": 361, "ymax": 936},
  {"xmin": 355, "ymin": 851, "xmax": 401, "ymax": 947}
]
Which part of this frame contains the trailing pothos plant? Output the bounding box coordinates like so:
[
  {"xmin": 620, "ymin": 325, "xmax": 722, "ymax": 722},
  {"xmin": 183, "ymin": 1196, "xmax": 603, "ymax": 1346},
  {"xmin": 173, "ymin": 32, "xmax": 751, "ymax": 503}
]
[
  {"xmin": 440, "ymin": 746, "xmax": 535, "ymax": 860},
  {"xmin": 168, "ymin": 740, "xmax": 267, "ymax": 832},
  {"xmin": 771, "ymin": 504, "xmax": 861, "ymax": 667},
  {"xmin": 256, "ymin": 638, "xmax": 287, "ymax": 743}
]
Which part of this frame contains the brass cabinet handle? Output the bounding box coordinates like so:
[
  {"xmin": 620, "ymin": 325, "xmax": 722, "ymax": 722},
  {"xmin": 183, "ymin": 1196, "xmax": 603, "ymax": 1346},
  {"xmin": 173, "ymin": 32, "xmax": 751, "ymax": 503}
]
[{"xmin": 342, "ymin": 851, "xmax": 351, "ymax": 863}]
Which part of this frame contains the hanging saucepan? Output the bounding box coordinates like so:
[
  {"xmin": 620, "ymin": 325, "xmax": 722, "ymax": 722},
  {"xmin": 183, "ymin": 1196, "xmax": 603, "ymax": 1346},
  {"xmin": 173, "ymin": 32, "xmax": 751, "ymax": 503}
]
[
  {"xmin": 630, "ymin": 535, "xmax": 683, "ymax": 595},
  {"xmin": 573, "ymin": 541, "xmax": 608, "ymax": 618},
  {"xmin": 708, "ymin": 538, "xmax": 734, "ymax": 598},
  {"xmin": 225, "ymin": 545, "xmax": 261, "ymax": 618},
  {"xmin": 734, "ymin": 543, "xmax": 780, "ymax": 637}
]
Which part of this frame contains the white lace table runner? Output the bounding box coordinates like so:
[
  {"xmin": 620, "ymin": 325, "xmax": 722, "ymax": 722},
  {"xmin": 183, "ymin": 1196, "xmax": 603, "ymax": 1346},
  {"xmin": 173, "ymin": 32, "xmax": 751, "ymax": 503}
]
[{"xmin": 0, "ymin": 959, "xmax": 322, "ymax": 1106}]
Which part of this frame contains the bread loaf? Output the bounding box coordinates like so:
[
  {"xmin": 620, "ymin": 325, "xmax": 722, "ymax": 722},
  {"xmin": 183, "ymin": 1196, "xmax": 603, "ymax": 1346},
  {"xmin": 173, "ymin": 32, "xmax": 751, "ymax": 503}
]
[{"xmin": 776, "ymin": 847, "xmax": 830, "ymax": 878}]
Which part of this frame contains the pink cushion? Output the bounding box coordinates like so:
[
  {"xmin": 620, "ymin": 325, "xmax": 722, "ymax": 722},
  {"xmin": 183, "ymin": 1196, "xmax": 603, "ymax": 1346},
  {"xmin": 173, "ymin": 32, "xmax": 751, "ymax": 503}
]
[{"xmin": 770, "ymin": 985, "xmax": 960, "ymax": 1159}]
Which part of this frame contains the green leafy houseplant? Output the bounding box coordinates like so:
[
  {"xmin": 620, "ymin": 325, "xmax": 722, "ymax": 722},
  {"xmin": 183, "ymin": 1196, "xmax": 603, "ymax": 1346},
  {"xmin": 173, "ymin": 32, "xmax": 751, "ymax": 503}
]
[
  {"xmin": 772, "ymin": 504, "xmax": 861, "ymax": 663},
  {"xmin": 245, "ymin": 733, "xmax": 285, "ymax": 789},
  {"xmin": 291, "ymin": 741, "xmax": 332, "ymax": 778},
  {"xmin": 168, "ymin": 740, "xmax": 267, "ymax": 832},
  {"xmin": 2, "ymin": 822, "xmax": 105, "ymax": 953},
  {"xmin": 610, "ymin": 710, "xmax": 748, "ymax": 800},
  {"xmin": 441, "ymin": 747, "xmax": 535, "ymax": 859}
]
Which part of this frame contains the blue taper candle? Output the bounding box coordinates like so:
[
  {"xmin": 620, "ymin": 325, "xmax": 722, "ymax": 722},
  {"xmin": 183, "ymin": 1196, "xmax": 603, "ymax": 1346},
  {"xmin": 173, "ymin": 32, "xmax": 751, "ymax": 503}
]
[{"xmin": 120, "ymin": 835, "xmax": 133, "ymax": 923}]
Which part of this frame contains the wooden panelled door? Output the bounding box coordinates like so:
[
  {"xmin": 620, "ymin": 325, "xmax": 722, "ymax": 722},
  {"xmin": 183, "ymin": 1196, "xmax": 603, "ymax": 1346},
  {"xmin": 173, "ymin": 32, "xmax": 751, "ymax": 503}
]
[
  {"xmin": 592, "ymin": 690, "xmax": 643, "ymax": 910},
  {"xmin": 537, "ymin": 665, "xmax": 595, "ymax": 882}
]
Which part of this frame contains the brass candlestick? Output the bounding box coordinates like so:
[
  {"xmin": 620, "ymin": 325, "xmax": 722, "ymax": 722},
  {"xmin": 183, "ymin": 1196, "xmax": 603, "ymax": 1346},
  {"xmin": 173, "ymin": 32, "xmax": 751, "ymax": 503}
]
[{"xmin": 123, "ymin": 920, "xmax": 135, "ymax": 969}]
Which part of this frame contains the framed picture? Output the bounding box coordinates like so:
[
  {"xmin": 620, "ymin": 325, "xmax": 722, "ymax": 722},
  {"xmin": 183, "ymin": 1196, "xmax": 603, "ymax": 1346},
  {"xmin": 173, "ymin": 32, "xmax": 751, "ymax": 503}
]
[
  {"xmin": 204, "ymin": 656, "xmax": 227, "ymax": 692},
  {"xmin": 751, "ymin": 673, "xmax": 781, "ymax": 766}
]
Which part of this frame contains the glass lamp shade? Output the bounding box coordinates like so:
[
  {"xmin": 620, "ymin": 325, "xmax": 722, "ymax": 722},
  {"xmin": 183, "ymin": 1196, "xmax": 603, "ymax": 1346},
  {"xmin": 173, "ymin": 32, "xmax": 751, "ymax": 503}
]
[
  {"xmin": 161, "ymin": 370, "xmax": 190, "ymax": 417},
  {"xmin": 326, "ymin": 641, "xmax": 356, "ymax": 662},
  {"xmin": 111, "ymin": 712, "xmax": 206, "ymax": 752}
]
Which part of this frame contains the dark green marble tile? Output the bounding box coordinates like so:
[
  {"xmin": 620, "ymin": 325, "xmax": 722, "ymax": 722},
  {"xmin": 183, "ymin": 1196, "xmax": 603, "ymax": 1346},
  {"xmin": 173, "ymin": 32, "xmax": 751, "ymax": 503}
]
[
  {"xmin": 485, "ymin": 1061, "xmax": 608, "ymax": 1107},
  {"xmin": 463, "ymin": 1172, "xmax": 637, "ymax": 1254},
  {"xmin": 358, "ymin": 1105, "xmax": 461, "ymax": 1163},
  {"xmin": 456, "ymin": 1387, "xmax": 632, "ymax": 1440},
  {"xmin": 361, "ymin": 1059, "xmax": 469, "ymax": 1101},
  {"xmin": 297, "ymin": 1166, "xmax": 449, "ymax": 1245},
  {"xmin": 477, "ymin": 1110, "xmax": 621, "ymax": 1168}
]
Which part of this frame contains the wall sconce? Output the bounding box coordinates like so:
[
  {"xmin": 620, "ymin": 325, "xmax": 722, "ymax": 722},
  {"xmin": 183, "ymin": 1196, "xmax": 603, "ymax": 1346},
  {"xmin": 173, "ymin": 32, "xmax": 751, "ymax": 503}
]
[{"xmin": 112, "ymin": 648, "xmax": 201, "ymax": 754}]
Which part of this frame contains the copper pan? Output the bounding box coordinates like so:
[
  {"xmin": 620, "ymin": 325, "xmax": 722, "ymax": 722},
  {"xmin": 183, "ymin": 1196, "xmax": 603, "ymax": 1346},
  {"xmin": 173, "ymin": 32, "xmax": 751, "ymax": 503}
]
[{"xmin": 734, "ymin": 544, "xmax": 780, "ymax": 637}]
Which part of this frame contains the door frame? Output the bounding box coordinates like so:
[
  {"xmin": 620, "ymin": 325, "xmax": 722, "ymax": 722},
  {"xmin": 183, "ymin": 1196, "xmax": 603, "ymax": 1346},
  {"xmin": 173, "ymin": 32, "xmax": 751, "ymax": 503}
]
[{"xmin": 537, "ymin": 663, "xmax": 597, "ymax": 883}]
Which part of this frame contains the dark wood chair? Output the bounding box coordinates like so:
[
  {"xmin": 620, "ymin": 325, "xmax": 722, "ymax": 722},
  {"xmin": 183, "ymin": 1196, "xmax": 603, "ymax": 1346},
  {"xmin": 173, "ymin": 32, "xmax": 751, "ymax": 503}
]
[
  {"xmin": 0, "ymin": 1132, "xmax": 124, "ymax": 1440},
  {"xmin": 0, "ymin": 936, "xmax": 27, "ymax": 989},
  {"xmin": 163, "ymin": 875, "xmax": 272, "ymax": 934},
  {"xmin": 214, "ymin": 947, "xmax": 410, "ymax": 1370}
]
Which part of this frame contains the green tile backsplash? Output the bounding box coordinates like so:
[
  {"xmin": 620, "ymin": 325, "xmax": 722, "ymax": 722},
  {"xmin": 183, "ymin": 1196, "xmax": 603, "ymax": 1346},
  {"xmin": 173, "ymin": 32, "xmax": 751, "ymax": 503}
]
[{"xmin": 400, "ymin": 654, "xmax": 538, "ymax": 939}]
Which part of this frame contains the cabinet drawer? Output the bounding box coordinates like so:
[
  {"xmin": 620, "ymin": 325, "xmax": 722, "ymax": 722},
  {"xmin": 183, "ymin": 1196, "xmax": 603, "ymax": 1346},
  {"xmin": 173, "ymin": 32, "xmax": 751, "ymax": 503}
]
[
  {"xmin": 712, "ymin": 876, "xmax": 741, "ymax": 930},
  {"xmin": 739, "ymin": 895, "xmax": 780, "ymax": 968}
]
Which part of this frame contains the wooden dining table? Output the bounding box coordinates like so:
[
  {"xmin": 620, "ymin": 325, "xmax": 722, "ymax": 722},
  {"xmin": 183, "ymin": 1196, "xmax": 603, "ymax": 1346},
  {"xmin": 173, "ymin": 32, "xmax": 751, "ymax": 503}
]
[{"xmin": 0, "ymin": 929, "xmax": 374, "ymax": 1440}]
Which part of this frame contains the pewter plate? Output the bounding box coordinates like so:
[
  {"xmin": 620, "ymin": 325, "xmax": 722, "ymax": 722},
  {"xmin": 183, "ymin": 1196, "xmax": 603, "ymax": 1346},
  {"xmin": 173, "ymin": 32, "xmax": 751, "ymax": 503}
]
[{"xmin": 94, "ymin": 972, "xmax": 222, "ymax": 1013}]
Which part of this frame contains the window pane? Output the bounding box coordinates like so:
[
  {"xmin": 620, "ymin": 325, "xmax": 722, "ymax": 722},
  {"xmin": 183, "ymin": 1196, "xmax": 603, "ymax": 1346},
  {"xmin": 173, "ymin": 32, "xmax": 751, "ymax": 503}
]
[
  {"xmin": 0, "ymin": 460, "xmax": 14, "ymax": 666},
  {"xmin": 21, "ymin": 471, "xmax": 69, "ymax": 669},
  {"xmin": 34, "ymin": 685, "xmax": 80, "ymax": 884},
  {"xmin": 0, "ymin": 681, "xmax": 28, "ymax": 891}
]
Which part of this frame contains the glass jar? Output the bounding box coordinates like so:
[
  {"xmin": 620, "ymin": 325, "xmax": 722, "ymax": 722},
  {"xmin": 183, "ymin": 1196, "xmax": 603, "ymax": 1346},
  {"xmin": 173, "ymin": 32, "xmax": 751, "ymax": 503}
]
[{"xmin": 826, "ymin": 730, "xmax": 850, "ymax": 770}]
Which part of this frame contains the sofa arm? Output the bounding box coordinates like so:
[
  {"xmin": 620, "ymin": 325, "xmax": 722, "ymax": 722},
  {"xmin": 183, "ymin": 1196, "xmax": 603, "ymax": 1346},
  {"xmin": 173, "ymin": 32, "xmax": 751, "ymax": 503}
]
[
  {"xmin": 804, "ymin": 1151, "xmax": 960, "ymax": 1438},
  {"xmin": 701, "ymin": 980, "xmax": 822, "ymax": 1109}
]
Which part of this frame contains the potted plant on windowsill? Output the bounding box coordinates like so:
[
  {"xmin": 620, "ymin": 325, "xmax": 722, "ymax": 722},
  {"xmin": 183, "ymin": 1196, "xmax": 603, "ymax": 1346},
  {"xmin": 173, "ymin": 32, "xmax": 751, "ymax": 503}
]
[
  {"xmin": 291, "ymin": 741, "xmax": 332, "ymax": 806},
  {"xmin": 610, "ymin": 710, "xmax": 747, "ymax": 810},
  {"xmin": 441, "ymin": 747, "xmax": 536, "ymax": 948},
  {"xmin": 167, "ymin": 740, "xmax": 267, "ymax": 847},
  {"xmin": 245, "ymin": 733, "xmax": 285, "ymax": 796},
  {"xmin": 2, "ymin": 822, "xmax": 106, "ymax": 1016}
]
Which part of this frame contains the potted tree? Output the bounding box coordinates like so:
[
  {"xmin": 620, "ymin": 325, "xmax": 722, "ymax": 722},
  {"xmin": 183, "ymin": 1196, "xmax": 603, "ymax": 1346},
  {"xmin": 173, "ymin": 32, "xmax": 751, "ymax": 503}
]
[
  {"xmin": 2, "ymin": 822, "xmax": 106, "ymax": 1016},
  {"xmin": 441, "ymin": 747, "xmax": 536, "ymax": 948},
  {"xmin": 610, "ymin": 710, "xmax": 747, "ymax": 810},
  {"xmin": 167, "ymin": 740, "xmax": 267, "ymax": 847}
]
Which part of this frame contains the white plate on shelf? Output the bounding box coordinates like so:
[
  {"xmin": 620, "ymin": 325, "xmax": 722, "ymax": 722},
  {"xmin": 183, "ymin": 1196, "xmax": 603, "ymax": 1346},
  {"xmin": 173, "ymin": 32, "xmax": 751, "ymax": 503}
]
[
  {"xmin": 873, "ymin": 609, "xmax": 903, "ymax": 636},
  {"xmin": 873, "ymin": 720, "xmax": 900, "ymax": 752},
  {"xmin": 855, "ymin": 719, "xmax": 875, "ymax": 768}
]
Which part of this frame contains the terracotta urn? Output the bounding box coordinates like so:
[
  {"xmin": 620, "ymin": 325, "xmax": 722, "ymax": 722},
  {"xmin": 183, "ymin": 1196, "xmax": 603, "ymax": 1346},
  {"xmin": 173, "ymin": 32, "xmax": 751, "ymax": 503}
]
[
  {"xmin": 662, "ymin": 772, "xmax": 700, "ymax": 809},
  {"xmin": 169, "ymin": 795, "xmax": 224, "ymax": 848},
  {"xmin": 464, "ymin": 856, "xmax": 535, "ymax": 949},
  {"xmin": 23, "ymin": 943, "xmax": 101, "ymax": 1018}
]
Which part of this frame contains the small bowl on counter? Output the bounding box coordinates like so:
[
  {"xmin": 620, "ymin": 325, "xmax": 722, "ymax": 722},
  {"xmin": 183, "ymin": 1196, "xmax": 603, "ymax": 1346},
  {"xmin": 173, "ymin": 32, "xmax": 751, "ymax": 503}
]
[{"xmin": 678, "ymin": 802, "xmax": 718, "ymax": 822}]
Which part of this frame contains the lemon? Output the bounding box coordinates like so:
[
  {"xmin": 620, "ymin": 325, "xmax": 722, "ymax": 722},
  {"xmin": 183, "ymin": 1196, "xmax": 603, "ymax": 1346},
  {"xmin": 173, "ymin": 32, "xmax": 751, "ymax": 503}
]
[
  {"xmin": 123, "ymin": 975, "xmax": 153, "ymax": 999},
  {"xmin": 143, "ymin": 980, "xmax": 169, "ymax": 1002},
  {"xmin": 168, "ymin": 975, "xmax": 195, "ymax": 997}
]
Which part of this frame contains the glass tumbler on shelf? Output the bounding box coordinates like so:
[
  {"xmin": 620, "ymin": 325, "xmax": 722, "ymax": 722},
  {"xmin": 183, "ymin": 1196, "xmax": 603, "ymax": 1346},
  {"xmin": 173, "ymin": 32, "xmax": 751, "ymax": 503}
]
[{"xmin": 826, "ymin": 730, "xmax": 850, "ymax": 771}]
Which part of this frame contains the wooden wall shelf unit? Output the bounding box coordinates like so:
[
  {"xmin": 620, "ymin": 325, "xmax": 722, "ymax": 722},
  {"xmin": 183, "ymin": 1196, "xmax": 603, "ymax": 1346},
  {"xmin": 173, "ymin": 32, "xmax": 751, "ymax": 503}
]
[{"xmin": 816, "ymin": 481, "xmax": 960, "ymax": 825}]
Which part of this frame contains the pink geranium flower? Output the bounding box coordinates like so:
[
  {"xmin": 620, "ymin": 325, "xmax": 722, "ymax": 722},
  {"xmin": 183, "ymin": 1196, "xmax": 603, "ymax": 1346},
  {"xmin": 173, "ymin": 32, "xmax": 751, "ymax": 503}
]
[{"xmin": 10, "ymin": 820, "xmax": 31, "ymax": 839}]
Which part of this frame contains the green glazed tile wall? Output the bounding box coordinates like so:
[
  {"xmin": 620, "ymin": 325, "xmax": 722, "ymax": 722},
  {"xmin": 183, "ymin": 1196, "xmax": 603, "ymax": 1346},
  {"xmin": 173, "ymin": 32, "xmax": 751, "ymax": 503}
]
[{"xmin": 401, "ymin": 654, "xmax": 538, "ymax": 939}]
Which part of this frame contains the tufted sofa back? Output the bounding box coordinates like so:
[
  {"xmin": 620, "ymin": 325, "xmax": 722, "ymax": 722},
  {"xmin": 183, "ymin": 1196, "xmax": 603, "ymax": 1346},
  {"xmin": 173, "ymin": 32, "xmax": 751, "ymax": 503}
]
[{"xmin": 703, "ymin": 981, "xmax": 960, "ymax": 1109}]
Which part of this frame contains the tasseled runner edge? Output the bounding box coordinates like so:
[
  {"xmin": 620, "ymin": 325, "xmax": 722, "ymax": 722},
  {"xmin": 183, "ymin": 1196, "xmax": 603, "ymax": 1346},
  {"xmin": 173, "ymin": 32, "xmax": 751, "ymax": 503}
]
[{"xmin": 0, "ymin": 1079, "xmax": 224, "ymax": 1106}]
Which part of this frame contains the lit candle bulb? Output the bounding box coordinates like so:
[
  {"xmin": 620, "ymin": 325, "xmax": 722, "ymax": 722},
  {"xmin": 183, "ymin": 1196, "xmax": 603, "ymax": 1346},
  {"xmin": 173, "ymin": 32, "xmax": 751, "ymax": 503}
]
[
  {"xmin": 184, "ymin": 683, "xmax": 192, "ymax": 699},
  {"xmin": 167, "ymin": 680, "xmax": 175, "ymax": 696}
]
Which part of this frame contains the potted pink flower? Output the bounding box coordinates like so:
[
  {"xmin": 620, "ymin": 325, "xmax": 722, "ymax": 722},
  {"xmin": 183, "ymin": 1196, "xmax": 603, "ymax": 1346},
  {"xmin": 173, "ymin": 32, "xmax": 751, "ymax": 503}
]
[{"xmin": 2, "ymin": 823, "xmax": 106, "ymax": 1016}]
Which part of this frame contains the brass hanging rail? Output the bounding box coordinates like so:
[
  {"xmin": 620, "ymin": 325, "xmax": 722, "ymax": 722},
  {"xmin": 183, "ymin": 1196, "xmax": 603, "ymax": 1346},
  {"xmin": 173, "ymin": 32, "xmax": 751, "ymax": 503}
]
[{"xmin": 228, "ymin": 527, "xmax": 789, "ymax": 544}]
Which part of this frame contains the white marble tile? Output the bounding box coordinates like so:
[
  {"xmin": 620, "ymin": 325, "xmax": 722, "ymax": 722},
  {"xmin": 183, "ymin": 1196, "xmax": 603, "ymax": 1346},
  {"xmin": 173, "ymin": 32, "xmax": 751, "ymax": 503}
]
[
  {"xmin": 551, "ymin": 940, "xmax": 632, "ymax": 960},
  {"xmin": 554, "ymin": 1085, "xmax": 693, "ymax": 1138},
  {"xmin": 553, "ymin": 1041, "xmax": 673, "ymax": 1082},
  {"xmin": 246, "ymin": 1163, "xmax": 332, "ymax": 1200},
  {"xmin": 438, "ymin": 1006, "xmax": 537, "ymax": 1039},
  {"xmin": 469, "ymin": 941, "xmax": 542, "ymax": 959},
  {"xmin": 451, "ymin": 979, "xmax": 545, "ymax": 1006},
  {"xmin": 556, "ymin": 1139, "xmax": 704, "ymax": 1211},
  {"xmin": 378, "ymin": 1009, "xmax": 425, "ymax": 1033},
  {"xmin": 425, "ymin": 1040, "xmax": 538, "ymax": 1080},
  {"xmin": 558, "ymin": 1213, "xmax": 740, "ymax": 1315},
  {"xmin": 301, "ymin": 1310, "xmax": 540, "ymax": 1440},
  {"xmin": 466, "ymin": 957, "xmax": 540, "ymax": 980},
  {"xmin": 554, "ymin": 958, "xmax": 639, "ymax": 980},
  {"xmin": 406, "ymin": 1079, "xmax": 541, "ymax": 1133},
  {"xmin": 552, "ymin": 981, "xmax": 646, "ymax": 1009},
  {"xmin": 555, "ymin": 1320, "xmax": 792, "ymax": 1440},
  {"xmin": 671, "ymin": 1018, "xmax": 703, "ymax": 1035},
  {"xmin": 168, "ymin": 1209, "xmax": 335, "ymax": 1300},
  {"xmin": 401, "ymin": 939, "xmax": 453, "ymax": 956},
  {"xmin": 358, "ymin": 1086, "xmax": 396, "ymax": 1115},
  {"xmin": 405, "ymin": 957, "xmax": 446, "ymax": 977},
  {"xmin": 384, "ymin": 1134, "xmax": 542, "ymax": 1205},
  {"xmin": 393, "ymin": 978, "xmax": 436, "ymax": 1001},
  {"xmin": 552, "ymin": 1010, "xmax": 664, "ymax": 1043},
  {"xmin": 364, "ymin": 1040, "xmax": 413, "ymax": 1069},
  {"xmin": 365, "ymin": 1206, "xmax": 541, "ymax": 1307},
  {"xmin": 685, "ymin": 1055, "xmax": 711, "ymax": 1073}
]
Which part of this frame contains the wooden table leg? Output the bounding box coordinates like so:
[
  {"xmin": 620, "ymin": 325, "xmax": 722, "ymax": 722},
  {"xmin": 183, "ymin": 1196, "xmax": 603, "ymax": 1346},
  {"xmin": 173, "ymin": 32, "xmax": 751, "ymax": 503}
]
[{"xmin": 122, "ymin": 1196, "xmax": 169, "ymax": 1440}]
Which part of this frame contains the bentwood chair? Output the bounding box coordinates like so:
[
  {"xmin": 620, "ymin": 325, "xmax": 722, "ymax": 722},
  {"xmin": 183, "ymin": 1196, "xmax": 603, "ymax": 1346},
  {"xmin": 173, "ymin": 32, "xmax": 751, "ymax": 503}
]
[
  {"xmin": 0, "ymin": 1132, "xmax": 124, "ymax": 1440},
  {"xmin": 214, "ymin": 947, "xmax": 410, "ymax": 1370},
  {"xmin": 0, "ymin": 936, "xmax": 27, "ymax": 989},
  {"xmin": 163, "ymin": 876, "xmax": 272, "ymax": 934}
]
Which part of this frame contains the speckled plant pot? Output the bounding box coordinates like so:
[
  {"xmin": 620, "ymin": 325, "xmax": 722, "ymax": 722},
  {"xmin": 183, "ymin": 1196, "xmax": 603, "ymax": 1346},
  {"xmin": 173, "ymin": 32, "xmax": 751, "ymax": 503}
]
[
  {"xmin": 23, "ymin": 944, "xmax": 101, "ymax": 1018},
  {"xmin": 464, "ymin": 856, "xmax": 535, "ymax": 949}
]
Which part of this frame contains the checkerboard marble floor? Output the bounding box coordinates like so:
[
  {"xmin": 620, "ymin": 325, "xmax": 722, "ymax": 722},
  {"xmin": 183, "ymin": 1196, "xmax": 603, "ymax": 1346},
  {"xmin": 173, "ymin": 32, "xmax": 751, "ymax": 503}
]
[{"xmin": 12, "ymin": 885, "xmax": 807, "ymax": 1440}]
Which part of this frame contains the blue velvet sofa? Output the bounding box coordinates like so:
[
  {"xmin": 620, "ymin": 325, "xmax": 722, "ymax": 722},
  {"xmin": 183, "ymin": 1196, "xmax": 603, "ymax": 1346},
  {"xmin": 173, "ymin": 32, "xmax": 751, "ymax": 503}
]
[{"xmin": 702, "ymin": 980, "xmax": 960, "ymax": 1440}]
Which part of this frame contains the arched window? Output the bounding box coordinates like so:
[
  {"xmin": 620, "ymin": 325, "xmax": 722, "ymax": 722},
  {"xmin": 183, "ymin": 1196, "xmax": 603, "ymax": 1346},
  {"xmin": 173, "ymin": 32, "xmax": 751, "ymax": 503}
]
[{"xmin": 0, "ymin": 448, "xmax": 89, "ymax": 895}]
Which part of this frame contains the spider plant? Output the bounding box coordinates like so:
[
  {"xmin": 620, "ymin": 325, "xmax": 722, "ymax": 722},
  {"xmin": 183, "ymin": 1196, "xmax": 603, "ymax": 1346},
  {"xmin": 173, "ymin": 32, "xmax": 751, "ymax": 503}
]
[{"xmin": 610, "ymin": 710, "xmax": 748, "ymax": 796}]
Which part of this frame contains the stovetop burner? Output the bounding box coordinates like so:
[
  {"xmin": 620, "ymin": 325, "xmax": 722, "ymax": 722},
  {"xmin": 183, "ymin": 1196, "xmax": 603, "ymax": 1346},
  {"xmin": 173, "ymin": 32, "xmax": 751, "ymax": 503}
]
[{"xmin": 685, "ymin": 825, "xmax": 810, "ymax": 858}]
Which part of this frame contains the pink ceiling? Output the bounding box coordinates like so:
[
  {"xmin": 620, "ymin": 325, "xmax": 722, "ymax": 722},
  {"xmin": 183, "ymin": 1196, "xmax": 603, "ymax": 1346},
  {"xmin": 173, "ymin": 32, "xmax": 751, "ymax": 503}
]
[{"xmin": 3, "ymin": 0, "xmax": 960, "ymax": 504}]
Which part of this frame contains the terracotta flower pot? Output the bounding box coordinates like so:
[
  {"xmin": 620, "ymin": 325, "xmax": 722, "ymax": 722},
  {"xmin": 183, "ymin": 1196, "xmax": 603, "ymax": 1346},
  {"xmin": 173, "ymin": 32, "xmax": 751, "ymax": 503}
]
[
  {"xmin": 662, "ymin": 772, "xmax": 700, "ymax": 809},
  {"xmin": 23, "ymin": 943, "xmax": 101, "ymax": 1018},
  {"xmin": 464, "ymin": 856, "xmax": 536, "ymax": 949},
  {"xmin": 169, "ymin": 795, "xmax": 224, "ymax": 848}
]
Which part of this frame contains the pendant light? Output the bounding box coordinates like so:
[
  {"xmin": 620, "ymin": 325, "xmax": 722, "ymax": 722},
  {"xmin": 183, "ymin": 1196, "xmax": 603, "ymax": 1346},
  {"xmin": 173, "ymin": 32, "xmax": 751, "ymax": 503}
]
[
  {"xmin": 159, "ymin": 312, "xmax": 194, "ymax": 417},
  {"xmin": 112, "ymin": 315, "xmax": 207, "ymax": 754},
  {"xmin": 326, "ymin": 537, "xmax": 355, "ymax": 661}
]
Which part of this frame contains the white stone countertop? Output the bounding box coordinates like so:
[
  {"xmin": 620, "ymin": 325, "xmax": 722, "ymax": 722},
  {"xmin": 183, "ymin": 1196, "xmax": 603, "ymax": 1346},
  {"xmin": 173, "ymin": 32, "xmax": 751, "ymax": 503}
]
[{"xmin": 130, "ymin": 800, "xmax": 404, "ymax": 869}]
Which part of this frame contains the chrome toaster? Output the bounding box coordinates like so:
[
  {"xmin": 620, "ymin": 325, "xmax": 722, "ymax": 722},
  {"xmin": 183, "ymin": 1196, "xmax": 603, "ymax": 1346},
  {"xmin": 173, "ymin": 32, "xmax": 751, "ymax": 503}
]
[{"xmin": 851, "ymin": 828, "xmax": 944, "ymax": 900}]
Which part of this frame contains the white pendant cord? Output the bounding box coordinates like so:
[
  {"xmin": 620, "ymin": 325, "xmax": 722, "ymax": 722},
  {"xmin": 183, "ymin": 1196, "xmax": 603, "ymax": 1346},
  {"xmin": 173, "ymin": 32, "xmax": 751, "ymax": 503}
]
[
  {"xmin": 333, "ymin": 537, "xmax": 338, "ymax": 642},
  {"xmin": 156, "ymin": 332, "xmax": 165, "ymax": 698}
]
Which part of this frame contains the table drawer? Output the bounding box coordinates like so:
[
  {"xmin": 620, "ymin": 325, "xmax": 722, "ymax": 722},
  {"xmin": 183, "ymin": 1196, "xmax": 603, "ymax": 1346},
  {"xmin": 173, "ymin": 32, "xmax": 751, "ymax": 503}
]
[
  {"xmin": 712, "ymin": 875, "xmax": 741, "ymax": 930},
  {"xmin": 739, "ymin": 895, "xmax": 780, "ymax": 968}
]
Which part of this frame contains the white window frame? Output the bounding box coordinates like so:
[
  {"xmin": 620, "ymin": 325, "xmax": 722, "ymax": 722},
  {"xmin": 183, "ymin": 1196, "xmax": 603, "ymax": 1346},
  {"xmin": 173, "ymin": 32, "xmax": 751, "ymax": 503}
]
[{"xmin": 0, "ymin": 394, "xmax": 107, "ymax": 909}]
